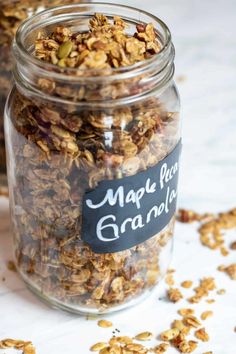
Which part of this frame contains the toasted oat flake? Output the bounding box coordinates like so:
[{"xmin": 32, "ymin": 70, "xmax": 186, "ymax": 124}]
[
  {"xmin": 24, "ymin": 344, "xmax": 36, "ymax": 354},
  {"xmin": 97, "ymin": 320, "xmax": 113, "ymax": 328},
  {"xmin": 152, "ymin": 343, "xmax": 169, "ymax": 353},
  {"xmin": 178, "ymin": 340, "xmax": 198, "ymax": 353},
  {"xmin": 90, "ymin": 342, "xmax": 108, "ymax": 351},
  {"xmin": 206, "ymin": 299, "xmax": 215, "ymax": 304},
  {"xmin": 221, "ymin": 264, "xmax": 236, "ymax": 280},
  {"xmin": 160, "ymin": 328, "xmax": 179, "ymax": 341},
  {"xmin": 0, "ymin": 339, "xmax": 35, "ymax": 353},
  {"xmin": 195, "ymin": 328, "xmax": 209, "ymax": 342},
  {"xmin": 99, "ymin": 345, "xmax": 121, "ymax": 354},
  {"xmin": 165, "ymin": 274, "xmax": 175, "ymax": 286},
  {"xmin": 217, "ymin": 289, "xmax": 226, "ymax": 295},
  {"xmin": 201, "ymin": 311, "xmax": 213, "ymax": 321},
  {"xmin": 181, "ymin": 281, "xmax": 193, "ymax": 289},
  {"xmin": 109, "ymin": 336, "xmax": 133, "ymax": 346},
  {"xmin": 220, "ymin": 247, "xmax": 229, "ymax": 257},
  {"xmin": 171, "ymin": 319, "xmax": 185, "ymax": 331},
  {"xmin": 183, "ymin": 315, "xmax": 201, "ymax": 328},
  {"xmin": 124, "ymin": 343, "xmax": 145, "ymax": 351},
  {"xmin": 178, "ymin": 308, "xmax": 195, "ymax": 317},
  {"xmin": 135, "ymin": 331, "xmax": 153, "ymax": 341}
]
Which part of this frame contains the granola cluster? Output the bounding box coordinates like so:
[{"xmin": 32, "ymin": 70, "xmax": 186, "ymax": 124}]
[
  {"xmin": 9, "ymin": 14, "xmax": 180, "ymax": 311},
  {"xmin": 0, "ymin": 338, "xmax": 35, "ymax": 354},
  {"xmin": 0, "ymin": 0, "xmax": 87, "ymax": 174},
  {"xmin": 178, "ymin": 207, "xmax": 236, "ymax": 255},
  {"xmin": 35, "ymin": 14, "xmax": 161, "ymax": 69}
]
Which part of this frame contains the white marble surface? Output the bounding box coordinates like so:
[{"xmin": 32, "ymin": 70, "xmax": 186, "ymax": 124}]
[{"xmin": 0, "ymin": 0, "xmax": 236, "ymax": 353}]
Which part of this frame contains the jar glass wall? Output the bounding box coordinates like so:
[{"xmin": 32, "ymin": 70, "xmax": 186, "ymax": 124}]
[{"xmin": 5, "ymin": 3, "xmax": 181, "ymax": 314}]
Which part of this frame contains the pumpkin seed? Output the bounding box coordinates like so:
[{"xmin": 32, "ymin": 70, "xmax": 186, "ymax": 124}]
[{"xmin": 58, "ymin": 40, "xmax": 73, "ymax": 59}]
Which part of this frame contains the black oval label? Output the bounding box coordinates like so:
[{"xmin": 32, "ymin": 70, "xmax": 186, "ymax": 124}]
[{"xmin": 81, "ymin": 140, "xmax": 181, "ymax": 254}]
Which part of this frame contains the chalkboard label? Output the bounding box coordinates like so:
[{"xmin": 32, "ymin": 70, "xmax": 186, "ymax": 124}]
[{"xmin": 81, "ymin": 140, "xmax": 181, "ymax": 254}]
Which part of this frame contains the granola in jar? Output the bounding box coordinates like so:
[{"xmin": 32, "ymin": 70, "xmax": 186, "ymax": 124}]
[
  {"xmin": 5, "ymin": 4, "xmax": 181, "ymax": 313},
  {"xmin": 0, "ymin": 0, "xmax": 89, "ymax": 176}
]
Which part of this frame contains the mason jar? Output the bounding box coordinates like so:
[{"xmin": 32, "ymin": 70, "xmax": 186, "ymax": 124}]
[
  {"xmin": 0, "ymin": 0, "xmax": 89, "ymax": 179},
  {"xmin": 5, "ymin": 3, "xmax": 181, "ymax": 314}
]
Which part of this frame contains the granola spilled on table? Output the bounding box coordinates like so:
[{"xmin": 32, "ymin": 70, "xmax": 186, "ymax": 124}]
[
  {"xmin": 177, "ymin": 207, "xmax": 236, "ymax": 254},
  {"xmin": 0, "ymin": 338, "xmax": 36, "ymax": 354},
  {"xmin": 6, "ymin": 8, "xmax": 180, "ymax": 313}
]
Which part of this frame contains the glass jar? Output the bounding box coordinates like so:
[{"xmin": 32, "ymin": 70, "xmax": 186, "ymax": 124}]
[
  {"xmin": 5, "ymin": 3, "xmax": 181, "ymax": 314},
  {"xmin": 0, "ymin": 0, "xmax": 89, "ymax": 178}
]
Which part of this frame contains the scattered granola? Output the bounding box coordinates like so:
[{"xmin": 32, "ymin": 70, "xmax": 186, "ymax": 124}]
[
  {"xmin": 0, "ymin": 339, "xmax": 36, "ymax": 354},
  {"xmin": 178, "ymin": 207, "xmax": 236, "ymax": 255},
  {"xmin": 220, "ymin": 246, "xmax": 229, "ymax": 257},
  {"xmin": 134, "ymin": 332, "xmax": 153, "ymax": 341},
  {"xmin": 160, "ymin": 328, "xmax": 180, "ymax": 341},
  {"xmin": 183, "ymin": 315, "xmax": 201, "ymax": 329},
  {"xmin": 194, "ymin": 328, "xmax": 209, "ymax": 342},
  {"xmin": 188, "ymin": 277, "xmax": 216, "ymax": 304},
  {"xmin": 181, "ymin": 281, "xmax": 193, "ymax": 289},
  {"xmin": 86, "ymin": 205, "xmax": 233, "ymax": 352},
  {"xmin": 177, "ymin": 209, "xmax": 213, "ymax": 224},
  {"xmin": 168, "ymin": 288, "xmax": 183, "ymax": 303},
  {"xmin": 204, "ymin": 209, "xmax": 233, "ymax": 251},
  {"xmin": 218, "ymin": 264, "xmax": 236, "ymax": 280},
  {"xmin": 152, "ymin": 343, "xmax": 169, "ymax": 353},
  {"xmin": 176, "ymin": 340, "xmax": 198, "ymax": 353},
  {"xmin": 90, "ymin": 342, "xmax": 108, "ymax": 352},
  {"xmin": 165, "ymin": 274, "xmax": 175, "ymax": 286},
  {"xmin": 205, "ymin": 299, "xmax": 215, "ymax": 304},
  {"xmin": 178, "ymin": 308, "xmax": 195, "ymax": 317},
  {"xmin": 201, "ymin": 311, "xmax": 213, "ymax": 321},
  {"xmin": 97, "ymin": 320, "xmax": 113, "ymax": 328}
]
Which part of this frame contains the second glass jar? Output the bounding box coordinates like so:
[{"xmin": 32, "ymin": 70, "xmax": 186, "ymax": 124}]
[{"xmin": 0, "ymin": 0, "xmax": 89, "ymax": 178}]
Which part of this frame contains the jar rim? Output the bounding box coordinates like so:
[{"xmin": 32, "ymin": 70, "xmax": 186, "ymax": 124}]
[{"xmin": 14, "ymin": 2, "xmax": 172, "ymax": 81}]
